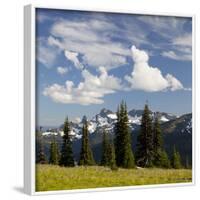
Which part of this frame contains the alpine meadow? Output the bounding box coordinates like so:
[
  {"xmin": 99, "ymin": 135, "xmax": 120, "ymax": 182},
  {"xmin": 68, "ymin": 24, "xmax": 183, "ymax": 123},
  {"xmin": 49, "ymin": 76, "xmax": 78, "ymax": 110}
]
[{"xmin": 35, "ymin": 8, "xmax": 192, "ymax": 192}]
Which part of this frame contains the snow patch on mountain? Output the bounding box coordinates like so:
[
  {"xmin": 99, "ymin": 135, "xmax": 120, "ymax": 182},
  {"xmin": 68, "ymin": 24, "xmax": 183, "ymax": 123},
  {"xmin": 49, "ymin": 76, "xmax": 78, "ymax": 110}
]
[
  {"xmin": 160, "ymin": 116, "xmax": 169, "ymax": 122},
  {"xmin": 107, "ymin": 113, "xmax": 117, "ymax": 119},
  {"xmin": 42, "ymin": 132, "xmax": 58, "ymax": 136},
  {"xmin": 128, "ymin": 115, "xmax": 141, "ymax": 125},
  {"xmin": 181, "ymin": 118, "xmax": 192, "ymax": 134},
  {"xmin": 88, "ymin": 122, "xmax": 97, "ymax": 133},
  {"xmin": 41, "ymin": 108, "xmax": 186, "ymax": 139}
]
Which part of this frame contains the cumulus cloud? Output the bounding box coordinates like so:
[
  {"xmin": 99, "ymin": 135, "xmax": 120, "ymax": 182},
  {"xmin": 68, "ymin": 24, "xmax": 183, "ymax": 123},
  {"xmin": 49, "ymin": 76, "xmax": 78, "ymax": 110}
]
[
  {"xmin": 57, "ymin": 67, "xmax": 68, "ymax": 75},
  {"xmin": 43, "ymin": 67, "xmax": 122, "ymax": 105},
  {"xmin": 125, "ymin": 46, "xmax": 183, "ymax": 92},
  {"xmin": 64, "ymin": 50, "xmax": 83, "ymax": 70}
]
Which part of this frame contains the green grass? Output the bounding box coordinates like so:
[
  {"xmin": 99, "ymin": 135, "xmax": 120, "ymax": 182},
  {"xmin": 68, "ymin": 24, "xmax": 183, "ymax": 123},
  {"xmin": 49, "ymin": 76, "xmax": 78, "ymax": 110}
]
[{"xmin": 36, "ymin": 164, "xmax": 192, "ymax": 192}]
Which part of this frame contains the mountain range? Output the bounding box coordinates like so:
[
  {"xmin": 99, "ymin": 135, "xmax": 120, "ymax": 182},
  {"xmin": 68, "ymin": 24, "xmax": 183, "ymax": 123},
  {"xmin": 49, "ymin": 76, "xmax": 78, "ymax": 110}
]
[{"xmin": 39, "ymin": 108, "xmax": 192, "ymax": 166}]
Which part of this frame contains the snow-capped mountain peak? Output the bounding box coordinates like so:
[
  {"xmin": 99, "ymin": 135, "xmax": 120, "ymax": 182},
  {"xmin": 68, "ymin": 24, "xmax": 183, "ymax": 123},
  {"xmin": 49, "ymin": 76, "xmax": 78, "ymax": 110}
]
[{"xmin": 42, "ymin": 108, "xmax": 183, "ymax": 139}]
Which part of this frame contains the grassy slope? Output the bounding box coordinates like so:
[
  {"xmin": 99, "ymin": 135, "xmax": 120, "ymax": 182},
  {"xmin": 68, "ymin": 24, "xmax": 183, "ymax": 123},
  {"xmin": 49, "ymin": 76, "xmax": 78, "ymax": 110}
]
[{"xmin": 36, "ymin": 164, "xmax": 192, "ymax": 192}]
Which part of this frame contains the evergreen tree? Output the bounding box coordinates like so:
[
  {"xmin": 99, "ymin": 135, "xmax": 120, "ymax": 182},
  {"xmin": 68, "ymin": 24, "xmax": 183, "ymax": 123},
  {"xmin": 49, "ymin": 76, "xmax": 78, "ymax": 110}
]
[
  {"xmin": 123, "ymin": 103, "xmax": 135, "ymax": 168},
  {"xmin": 109, "ymin": 141, "xmax": 117, "ymax": 170},
  {"xmin": 115, "ymin": 101, "xmax": 135, "ymax": 168},
  {"xmin": 171, "ymin": 146, "xmax": 182, "ymax": 169},
  {"xmin": 59, "ymin": 117, "xmax": 75, "ymax": 167},
  {"xmin": 49, "ymin": 136, "xmax": 60, "ymax": 165},
  {"xmin": 114, "ymin": 106, "xmax": 123, "ymax": 166},
  {"xmin": 79, "ymin": 120, "xmax": 95, "ymax": 165},
  {"xmin": 101, "ymin": 130, "xmax": 110, "ymax": 166},
  {"xmin": 159, "ymin": 150, "xmax": 171, "ymax": 168},
  {"xmin": 153, "ymin": 117, "xmax": 166, "ymax": 167},
  {"xmin": 36, "ymin": 129, "xmax": 47, "ymax": 164},
  {"xmin": 136, "ymin": 104, "xmax": 154, "ymax": 167}
]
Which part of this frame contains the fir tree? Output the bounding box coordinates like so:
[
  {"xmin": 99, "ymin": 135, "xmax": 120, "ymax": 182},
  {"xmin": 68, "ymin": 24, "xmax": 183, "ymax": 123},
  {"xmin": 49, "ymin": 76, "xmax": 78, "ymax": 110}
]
[
  {"xmin": 101, "ymin": 130, "xmax": 110, "ymax": 166},
  {"xmin": 159, "ymin": 150, "xmax": 171, "ymax": 168},
  {"xmin": 109, "ymin": 141, "xmax": 117, "ymax": 170},
  {"xmin": 171, "ymin": 146, "xmax": 182, "ymax": 169},
  {"xmin": 115, "ymin": 101, "xmax": 135, "ymax": 168},
  {"xmin": 59, "ymin": 117, "xmax": 75, "ymax": 167},
  {"xmin": 114, "ymin": 106, "xmax": 123, "ymax": 166},
  {"xmin": 136, "ymin": 104, "xmax": 154, "ymax": 167},
  {"xmin": 49, "ymin": 136, "xmax": 60, "ymax": 165},
  {"xmin": 153, "ymin": 117, "xmax": 165, "ymax": 167},
  {"xmin": 36, "ymin": 129, "xmax": 47, "ymax": 164},
  {"xmin": 123, "ymin": 103, "xmax": 135, "ymax": 168},
  {"xmin": 79, "ymin": 120, "xmax": 95, "ymax": 165}
]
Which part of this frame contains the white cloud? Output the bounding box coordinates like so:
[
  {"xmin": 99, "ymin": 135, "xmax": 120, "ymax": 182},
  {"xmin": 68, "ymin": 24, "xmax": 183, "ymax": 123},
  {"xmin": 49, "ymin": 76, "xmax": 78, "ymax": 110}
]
[
  {"xmin": 125, "ymin": 46, "xmax": 183, "ymax": 92},
  {"xmin": 172, "ymin": 33, "xmax": 192, "ymax": 47},
  {"xmin": 36, "ymin": 14, "xmax": 51, "ymax": 23},
  {"xmin": 72, "ymin": 117, "xmax": 81, "ymax": 123},
  {"xmin": 37, "ymin": 37, "xmax": 59, "ymax": 68},
  {"xmin": 138, "ymin": 16, "xmax": 192, "ymax": 61},
  {"xmin": 161, "ymin": 50, "xmax": 191, "ymax": 61},
  {"xmin": 43, "ymin": 67, "xmax": 122, "ymax": 105},
  {"xmin": 57, "ymin": 67, "xmax": 68, "ymax": 75},
  {"xmin": 161, "ymin": 33, "xmax": 192, "ymax": 61},
  {"xmin": 165, "ymin": 74, "xmax": 183, "ymax": 91},
  {"xmin": 64, "ymin": 50, "xmax": 83, "ymax": 70},
  {"xmin": 48, "ymin": 19, "xmax": 130, "ymax": 69},
  {"xmin": 138, "ymin": 16, "xmax": 188, "ymax": 39}
]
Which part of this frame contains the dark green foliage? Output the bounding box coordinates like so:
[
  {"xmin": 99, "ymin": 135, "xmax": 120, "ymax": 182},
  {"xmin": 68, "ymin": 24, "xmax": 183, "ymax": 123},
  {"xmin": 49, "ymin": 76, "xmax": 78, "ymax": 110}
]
[
  {"xmin": 36, "ymin": 130, "xmax": 47, "ymax": 164},
  {"xmin": 59, "ymin": 117, "xmax": 75, "ymax": 167},
  {"xmin": 109, "ymin": 142, "xmax": 117, "ymax": 170},
  {"xmin": 159, "ymin": 150, "xmax": 171, "ymax": 168},
  {"xmin": 79, "ymin": 120, "xmax": 95, "ymax": 165},
  {"xmin": 171, "ymin": 146, "xmax": 182, "ymax": 169},
  {"xmin": 49, "ymin": 136, "xmax": 60, "ymax": 165},
  {"xmin": 114, "ymin": 106, "xmax": 122, "ymax": 166},
  {"xmin": 153, "ymin": 117, "xmax": 167, "ymax": 167},
  {"xmin": 115, "ymin": 101, "xmax": 135, "ymax": 168},
  {"xmin": 136, "ymin": 104, "xmax": 154, "ymax": 167},
  {"xmin": 101, "ymin": 130, "xmax": 117, "ymax": 170},
  {"xmin": 162, "ymin": 113, "xmax": 192, "ymax": 167},
  {"xmin": 101, "ymin": 130, "xmax": 111, "ymax": 166}
]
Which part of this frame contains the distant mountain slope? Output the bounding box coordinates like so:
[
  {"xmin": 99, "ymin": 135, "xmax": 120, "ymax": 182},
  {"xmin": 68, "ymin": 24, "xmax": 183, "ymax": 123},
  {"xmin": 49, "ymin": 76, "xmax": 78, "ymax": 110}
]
[
  {"xmin": 54, "ymin": 108, "xmax": 178, "ymax": 140},
  {"xmin": 161, "ymin": 113, "xmax": 192, "ymax": 166},
  {"xmin": 39, "ymin": 109, "xmax": 192, "ymax": 166}
]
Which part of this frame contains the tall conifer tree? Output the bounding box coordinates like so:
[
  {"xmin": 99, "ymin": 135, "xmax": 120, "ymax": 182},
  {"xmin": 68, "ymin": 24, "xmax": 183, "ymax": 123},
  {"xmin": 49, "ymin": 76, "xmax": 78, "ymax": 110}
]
[
  {"xmin": 79, "ymin": 120, "xmax": 95, "ymax": 165},
  {"xmin": 136, "ymin": 104, "xmax": 154, "ymax": 167},
  {"xmin": 101, "ymin": 130, "xmax": 110, "ymax": 166},
  {"xmin": 152, "ymin": 117, "xmax": 170, "ymax": 168},
  {"xmin": 114, "ymin": 106, "xmax": 123, "ymax": 166},
  {"xmin": 159, "ymin": 150, "xmax": 171, "ymax": 168},
  {"xmin": 109, "ymin": 141, "xmax": 117, "ymax": 170},
  {"xmin": 115, "ymin": 101, "xmax": 135, "ymax": 168},
  {"xmin": 59, "ymin": 117, "xmax": 75, "ymax": 167},
  {"xmin": 49, "ymin": 136, "xmax": 60, "ymax": 165}
]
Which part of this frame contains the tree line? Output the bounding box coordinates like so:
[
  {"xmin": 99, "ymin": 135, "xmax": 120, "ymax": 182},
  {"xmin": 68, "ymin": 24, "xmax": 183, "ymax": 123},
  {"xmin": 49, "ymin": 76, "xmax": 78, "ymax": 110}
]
[{"xmin": 36, "ymin": 101, "xmax": 183, "ymax": 169}]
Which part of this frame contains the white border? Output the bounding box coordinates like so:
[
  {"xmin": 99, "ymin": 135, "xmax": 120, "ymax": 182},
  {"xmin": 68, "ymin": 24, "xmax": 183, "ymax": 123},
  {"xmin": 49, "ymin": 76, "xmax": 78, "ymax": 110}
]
[{"xmin": 24, "ymin": 4, "xmax": 195, "ymax": 196}]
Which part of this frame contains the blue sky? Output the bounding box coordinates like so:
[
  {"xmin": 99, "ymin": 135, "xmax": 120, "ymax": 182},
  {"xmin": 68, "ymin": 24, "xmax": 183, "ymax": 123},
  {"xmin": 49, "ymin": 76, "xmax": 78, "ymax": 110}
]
[{"xmin": 36, "ymin": 8, "xmax": 192, "ymax": 126}]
